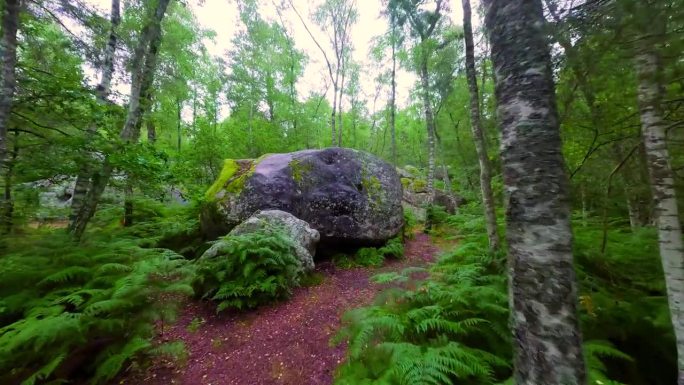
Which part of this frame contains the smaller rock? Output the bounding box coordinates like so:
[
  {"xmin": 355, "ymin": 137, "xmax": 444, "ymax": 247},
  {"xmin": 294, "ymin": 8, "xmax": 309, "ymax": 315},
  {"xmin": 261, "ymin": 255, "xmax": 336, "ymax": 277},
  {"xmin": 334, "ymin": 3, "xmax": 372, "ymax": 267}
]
[
  {"xmin": 204, "ymin": 210, "xmax": 319, "ymax": 272},
  {"xmin": 403, "ymin": 189, "xmax": 465, "ymax": 215},
  {"xmin": 433, "ymin": 190, "xmax": 466, "ymax": 214}
]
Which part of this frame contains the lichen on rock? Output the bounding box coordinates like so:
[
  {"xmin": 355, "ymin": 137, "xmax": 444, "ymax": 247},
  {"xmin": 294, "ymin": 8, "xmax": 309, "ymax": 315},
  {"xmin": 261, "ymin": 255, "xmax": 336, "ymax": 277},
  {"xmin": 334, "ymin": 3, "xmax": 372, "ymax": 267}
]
[{"xmin": 201, "ymin": 148, "xmax": 404, "ymax": 246}]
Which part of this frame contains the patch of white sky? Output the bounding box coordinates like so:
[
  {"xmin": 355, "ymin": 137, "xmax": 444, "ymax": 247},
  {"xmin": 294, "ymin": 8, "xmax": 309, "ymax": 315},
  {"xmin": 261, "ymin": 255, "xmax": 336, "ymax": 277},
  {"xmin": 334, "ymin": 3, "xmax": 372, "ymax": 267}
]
[{"xmin": 83, "ymin": 0, "xmax": 480, "ymax": 119}]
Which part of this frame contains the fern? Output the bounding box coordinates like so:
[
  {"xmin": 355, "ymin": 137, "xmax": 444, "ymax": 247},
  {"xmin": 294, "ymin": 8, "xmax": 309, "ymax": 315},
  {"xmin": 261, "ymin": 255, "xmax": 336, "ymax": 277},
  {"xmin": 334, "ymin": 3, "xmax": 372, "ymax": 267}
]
[
  {"xmin": 334, "ymin": 208, "xmax": 653, "ymax": 385},
  {"xmin": 0, "ymin": 231, "xmax": 194, "ymax": 385},
  {"xmin": 334, "ymin": 244, "xmax": 511, "ymax": 385},
  {"xmin": 192, "ymin": 229, "xmax": 305, "ymax": 312},
  {"xmin": 335, "ymin": 237, "xmax": 406, "ymax": 268}
]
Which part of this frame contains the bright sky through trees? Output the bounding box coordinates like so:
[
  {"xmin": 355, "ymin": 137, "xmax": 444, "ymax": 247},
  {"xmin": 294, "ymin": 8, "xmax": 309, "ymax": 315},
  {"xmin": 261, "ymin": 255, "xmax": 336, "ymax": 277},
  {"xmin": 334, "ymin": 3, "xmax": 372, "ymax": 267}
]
[{"xmin": 83, "ymin": 0, "xmax": 471, "ymax": 115}]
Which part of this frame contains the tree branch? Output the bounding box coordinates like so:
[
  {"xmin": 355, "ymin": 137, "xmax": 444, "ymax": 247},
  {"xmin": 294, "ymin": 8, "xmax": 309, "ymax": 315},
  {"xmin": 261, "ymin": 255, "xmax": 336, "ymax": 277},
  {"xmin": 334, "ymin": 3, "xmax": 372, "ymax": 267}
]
[{"xmin": 11, "ymin": 111, "xmax": 72, "ymax": 136}]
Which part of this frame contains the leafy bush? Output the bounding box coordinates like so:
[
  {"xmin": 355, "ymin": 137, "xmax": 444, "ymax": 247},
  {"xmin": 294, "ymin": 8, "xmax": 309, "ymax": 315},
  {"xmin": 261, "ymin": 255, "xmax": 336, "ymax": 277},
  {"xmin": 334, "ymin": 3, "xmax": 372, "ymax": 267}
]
[
  {"xmin": 191, "ymin": 230, "xmax": 305, "ymax": 312},
  {"xmin": 0, "ymin": 233, "xmax": 193, "ymax": 385},
  {"xmin": 334, "ymin": 237, "xmax": 405, "ymax": 268}
]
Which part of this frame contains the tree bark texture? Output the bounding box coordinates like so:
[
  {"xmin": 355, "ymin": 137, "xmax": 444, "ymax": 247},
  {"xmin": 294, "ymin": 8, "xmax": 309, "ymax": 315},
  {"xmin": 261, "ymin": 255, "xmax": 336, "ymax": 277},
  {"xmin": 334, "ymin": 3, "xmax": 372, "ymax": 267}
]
[
  {"xmin": 419, "ymin": 54, "xmax": 436, "ymax": 210},
  {"xmin": 462, "ymin": 0, "xmax": 500, "ymax": 251},
  {"xmin": 483, "ymin": 1, "xmax": 586, "ymax": 384},
  {"xmin": 634, "ymin": 39, "xmax": 684, "ymax": 385},
  {"xmin": 0, "ymin": 0, "xmax": 20, "ymax": 173},
  {"xmin": 390, "ymin": 21, "xmax": 398, "ymax": 166},
  {"xmin": 0, "ymin": 0, "xmax": 21, "ymax": 233},
  {"xmin": 69, "ymin": 0, "xmax": 121, "ymax": 229},
  {"xmin": 331, "ymin": 81, "xmax": 338, "ymax": 146},
  {"xmin": 71, "ymin": 0, "xmax": 171, "ymax": 239}
]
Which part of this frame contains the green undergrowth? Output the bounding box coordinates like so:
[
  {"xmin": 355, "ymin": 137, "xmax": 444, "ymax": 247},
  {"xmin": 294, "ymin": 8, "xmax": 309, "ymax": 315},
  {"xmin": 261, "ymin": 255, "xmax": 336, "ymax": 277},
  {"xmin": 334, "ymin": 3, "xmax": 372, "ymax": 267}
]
[
  {"xmin": 88, "ymin": 198, "xmax": 203, "ymax": 253},
  {"xmin": 573, "ymin": 220, "xmax": 675, "ymax": 385},
  {"xmin": 0, "ymin": 229, "xmax": 193, "ymax": 385},
  {"xmin": 402, "ymin": 208, "xmax": 418, "ymax": 240},
  {"xmin": 192, "ymin": 229, "xmax": 306, "ymax": 312},
  {"xmin": 333, "ymin": 204, "xmax": 671, "ymax": 385},
  {"xmin": 333, "ymin": 237, "xmax": 405, "ymax": 269}
]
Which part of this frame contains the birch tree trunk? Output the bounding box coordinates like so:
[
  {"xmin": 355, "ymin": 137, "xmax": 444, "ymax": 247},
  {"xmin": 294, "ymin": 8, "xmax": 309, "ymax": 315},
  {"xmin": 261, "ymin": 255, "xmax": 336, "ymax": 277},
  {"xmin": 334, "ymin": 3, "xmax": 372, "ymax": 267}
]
[
  {"xmin": 338, "ymin": 61, "xmax": 345, "ymax": 147},
  {"xmin": 0, "ymin": 0, "xmax": 21, "ymax": 232},
  {"xmin": 331, "ymin": 79, "xmax": 338, "ymax": 146},
  {"xmin": 462, "ymin": 0, "xmax": 500, "ymax": 251},
  {"xmin": 419, "ymin": 51, "xmax": 436, "ymax": 229},
  {"xmin": 69, "ymin": 0, "xmax": 121, "ymax": 229},
  {"xmin": 389, "ymin": 21, "xmax": 398, "ymax": 166},
  {"xmin": 0, "ymin": 0, "xmax": 20, "ymax": 173},
  {"xmin": 71, "ymin": 0, "xmax": 172, "ymax": 239},
  {"xmin": 483, "ymin": 1, "xmax": 586, "ymax": 383},
  {"xmin": 634, "ymin": 38, "xmax": 684, "ymax": 385}
]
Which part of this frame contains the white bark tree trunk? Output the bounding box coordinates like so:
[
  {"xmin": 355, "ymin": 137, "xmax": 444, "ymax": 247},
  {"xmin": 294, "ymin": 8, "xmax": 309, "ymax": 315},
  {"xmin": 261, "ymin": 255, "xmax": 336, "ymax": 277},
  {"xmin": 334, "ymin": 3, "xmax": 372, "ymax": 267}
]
[
  {"xmin": 635, "ymin": 39, "xmax": 684, "ymax": 385},
  {"xmin": 0, "ymin": 0, "xmax": 20, "ymax": 173},
  {"xmin": 419, "ymin": 52, "xmax": 436, "ymax": 212},
  {"xmin": 483, "ymin": 1, "xmax": 586, "ymax": 383},
  {"xmin": 462, "ymin": 0, "xmax": 500, "ymax": 251},
  {"xmin": 389, "ymin": 21, "xmax": 398, "ymax": 166},
  {"xmin": 69, "ymin": 0, "xmax": 121, "ymax": 229},
  {"xmin": 0, "ymin": 0, "xmax": 21, "ymax": 232},
  {"xmin": 71, "ymin": 0, "xmax": 172, "ymax": 239}
]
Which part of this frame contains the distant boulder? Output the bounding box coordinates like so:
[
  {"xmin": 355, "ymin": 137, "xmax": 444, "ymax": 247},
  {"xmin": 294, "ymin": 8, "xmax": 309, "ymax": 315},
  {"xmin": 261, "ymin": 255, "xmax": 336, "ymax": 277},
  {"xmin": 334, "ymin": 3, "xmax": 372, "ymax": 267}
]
[{"xmin": 201, "ymin": 148, "xmax": 404, "ymax": 245}]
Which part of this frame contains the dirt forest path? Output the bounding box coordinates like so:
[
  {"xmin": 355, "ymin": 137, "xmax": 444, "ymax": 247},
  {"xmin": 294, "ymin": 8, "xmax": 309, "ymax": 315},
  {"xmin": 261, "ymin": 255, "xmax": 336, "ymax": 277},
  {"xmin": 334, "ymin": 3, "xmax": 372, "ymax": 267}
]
[{"xmin": 121, "ymin": 233, "xmax": 441, "ymax": 385}]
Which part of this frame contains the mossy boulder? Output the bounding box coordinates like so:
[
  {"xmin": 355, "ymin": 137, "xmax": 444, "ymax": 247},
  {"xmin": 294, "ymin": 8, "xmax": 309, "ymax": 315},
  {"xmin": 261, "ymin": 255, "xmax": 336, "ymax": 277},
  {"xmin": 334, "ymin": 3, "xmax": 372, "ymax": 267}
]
[{"xmin": 201, "ymin": 148, "xmax": 404, "ymax": 245}]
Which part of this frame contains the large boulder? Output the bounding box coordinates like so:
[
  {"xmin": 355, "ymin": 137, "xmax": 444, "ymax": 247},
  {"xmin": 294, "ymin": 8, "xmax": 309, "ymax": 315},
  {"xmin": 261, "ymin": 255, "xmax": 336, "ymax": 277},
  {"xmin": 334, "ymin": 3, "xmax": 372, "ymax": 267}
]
[
  {"xmin": 203, "ymin": 210, "xmax": 319, "ymax": 272},
  {"xmin": 201, "ymin": 148, "xmax": 403, "ymax": 245}
]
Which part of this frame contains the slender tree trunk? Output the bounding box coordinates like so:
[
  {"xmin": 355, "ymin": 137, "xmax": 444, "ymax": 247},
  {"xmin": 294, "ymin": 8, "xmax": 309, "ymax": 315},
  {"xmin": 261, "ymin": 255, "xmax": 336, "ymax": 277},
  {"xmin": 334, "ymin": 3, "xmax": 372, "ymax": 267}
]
[
  {"xmin": 147, "ymin": 119, "xmax": 156, "ymax": 143},
  {"xmin": 442, "ymin": 164, "xmax": 451, "ymax": 193},
  {"xmin": 192, "ymin": 86, "xmax": 197, "ymax": 130},
  {"xmin": 419, "ymin": 49, "xmax": 436, "ymax": 230},
  {"xmin": 248, "ymin": 103, "xmax": 255, "ymax": 157},
  {"xmin": 176, "ymin": 97, "xmax": 182, "ymax": 152},
  {"xmin": 0, "ymin": 0, "xmax": 20, "ymax": 172},
  {"xmin": 635, "ymin": 39, "xmax": 684, "ymax": 385},
  {"xmin": 71, "ymin": 0, "xmax": 171, "ymax": 239},
  {"xmin": 2, "ymin": 131, "xmax": 18, "ymax": 234},
  {"xmin": 265, "ymin": 72, "xmax": 276, "ymax": 124},
  {"xmin": 483, "ymin": 1, "xmax": 586, "ymax": 384},
  {"xmin": 69, "ymin": 0, "xmax": 121, "ymax": 229},
  {"xmin": 626, "ymin": 193, "xmax": 641, "ymax": 231},
  {"xmin": 390, "ymin": 21, "xmax": 398, "ymax": 166},
  {"xmin": 331, "ymin": 80, "xmax": 338, "ymax": 146},
  {"xmin": 462, "ymin": 0, "xmax": 500, "ymax": 251},
  {"xmin": 0, "ymin": 0, "xmax": 21, "ymax": 231},
  {"xmin": 338, "ymin": 66, "xmax": 345, "ymax": 147},
  {"xmin": 123, "ymin": 184, "xmax": 133, "ymax": 226}
]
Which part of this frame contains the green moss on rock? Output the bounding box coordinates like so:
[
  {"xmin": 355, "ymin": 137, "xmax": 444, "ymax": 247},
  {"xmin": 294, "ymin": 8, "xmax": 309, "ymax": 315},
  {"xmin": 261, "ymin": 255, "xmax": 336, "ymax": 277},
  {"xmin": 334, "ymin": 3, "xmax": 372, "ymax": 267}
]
[
  {"xmin": 411, "ymin": 179, "xmax": 427, "ymax": 192},
  {"xmin": 289, "ymin": 158, "xmax": 314, "ymax": 185},
  {"xmin": 204, "ymin": 159, "xmax": 254, "ymax": 200}
]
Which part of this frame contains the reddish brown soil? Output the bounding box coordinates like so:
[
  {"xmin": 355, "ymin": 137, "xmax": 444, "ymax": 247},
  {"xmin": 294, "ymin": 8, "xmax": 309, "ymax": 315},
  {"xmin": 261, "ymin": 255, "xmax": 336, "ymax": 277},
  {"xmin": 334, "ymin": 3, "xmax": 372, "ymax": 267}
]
[{"xmin": 119, "ymin": 233, "xmax": 440, "ymax": 385}]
